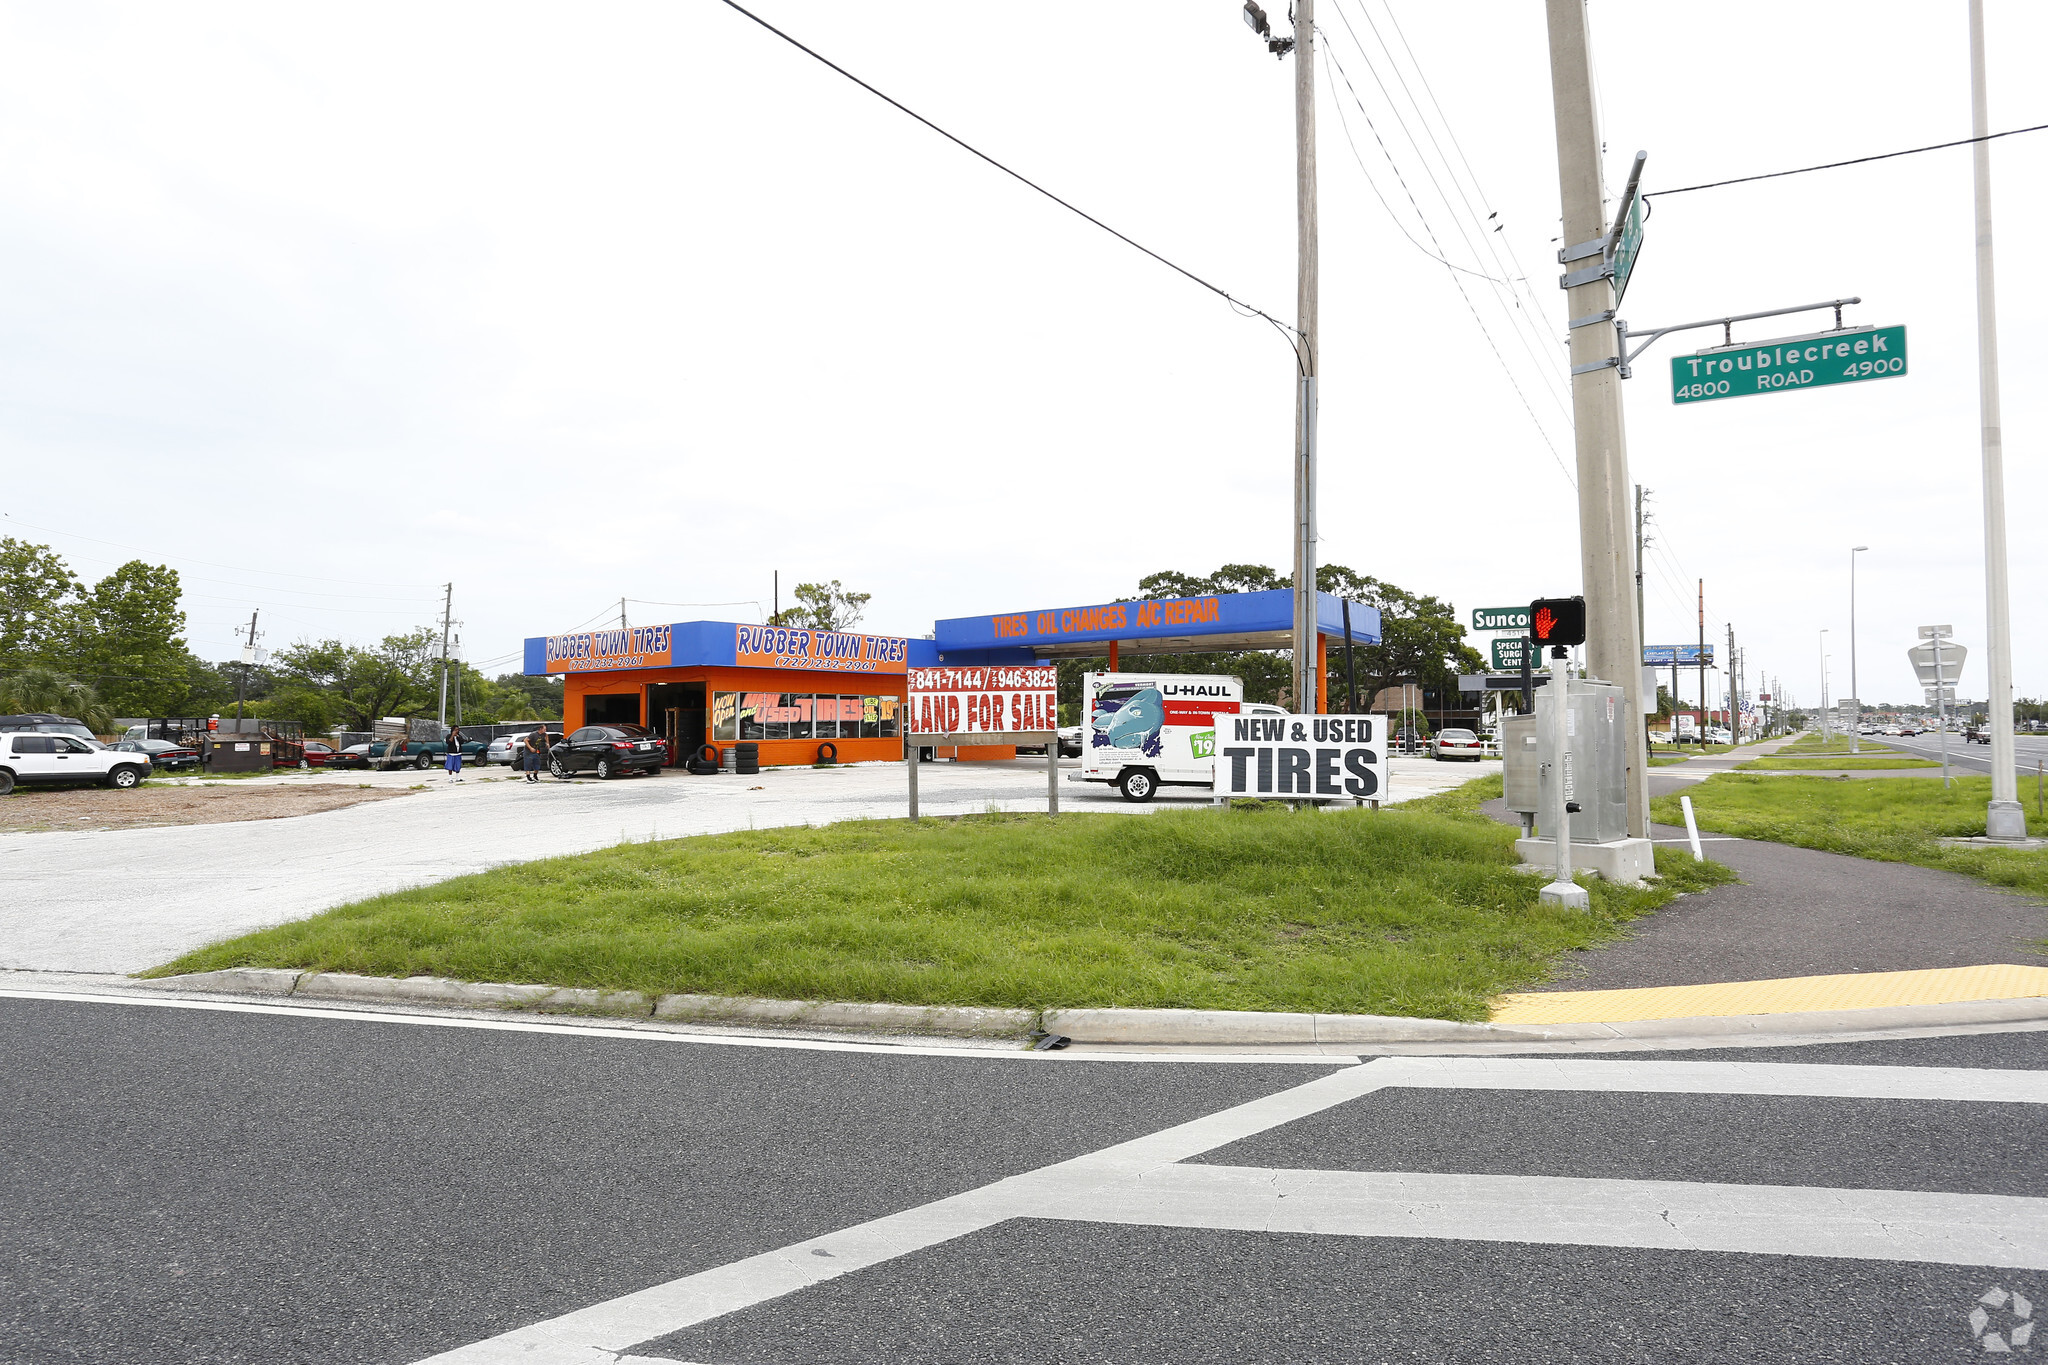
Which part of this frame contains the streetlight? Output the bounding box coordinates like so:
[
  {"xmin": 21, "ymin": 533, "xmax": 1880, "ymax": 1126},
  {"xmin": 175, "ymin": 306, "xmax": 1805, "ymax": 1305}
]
[
  {"xmin": 1849, "ymin": 546, "xmax": 1869, "ymax": 753},
  {"xmin": 1819, "ymin": 629, "xmax": 1831, "ymax": 744}
]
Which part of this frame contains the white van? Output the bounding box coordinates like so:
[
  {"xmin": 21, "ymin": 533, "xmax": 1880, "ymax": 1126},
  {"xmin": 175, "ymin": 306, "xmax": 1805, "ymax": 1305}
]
[{"xmin": 1075, "ymin": 671, "xmax": 1248, "ymax": 801}]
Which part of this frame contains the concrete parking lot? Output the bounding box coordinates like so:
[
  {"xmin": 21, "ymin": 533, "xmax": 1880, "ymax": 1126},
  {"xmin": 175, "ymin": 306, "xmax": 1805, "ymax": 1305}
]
[{"xmin": 0, "ymin": 754, "xmax": 1497, "ymax": 976}]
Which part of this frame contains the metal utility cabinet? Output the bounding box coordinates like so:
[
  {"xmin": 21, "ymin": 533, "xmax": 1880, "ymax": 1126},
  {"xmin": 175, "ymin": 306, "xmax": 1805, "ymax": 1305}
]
[{"xmin": 1504, "ymin": 675, "xmax": 1652, "ymax": 883}]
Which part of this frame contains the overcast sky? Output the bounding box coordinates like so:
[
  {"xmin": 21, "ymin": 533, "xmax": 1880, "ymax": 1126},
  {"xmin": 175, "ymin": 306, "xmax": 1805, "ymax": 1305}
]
[{"xmin": 2, "ymin": 1, "xmax": 2041, "ymax": 709}]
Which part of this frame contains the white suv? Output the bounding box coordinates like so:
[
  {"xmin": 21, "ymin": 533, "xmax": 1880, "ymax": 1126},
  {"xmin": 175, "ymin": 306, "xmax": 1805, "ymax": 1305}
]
[{"xmin": 0, "ymin": 732, "xmax": 151, "ymax": 796}]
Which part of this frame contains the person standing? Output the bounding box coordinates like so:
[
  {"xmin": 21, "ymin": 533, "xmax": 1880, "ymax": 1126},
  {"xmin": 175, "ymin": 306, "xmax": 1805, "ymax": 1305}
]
[
  {"xmin": 444, "ymin": 725, "xmax": 465, "ymax": 782},
  {"xmin": 523, "ymin": 725, "xmax": 549, "ymax": 783}
]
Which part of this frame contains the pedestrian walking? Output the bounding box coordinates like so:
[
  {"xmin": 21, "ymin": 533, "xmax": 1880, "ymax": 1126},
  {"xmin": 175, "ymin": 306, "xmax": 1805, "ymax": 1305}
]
[
  {"xmin": 522, "ymin": 725, "xmax": 549, "ymax": 783},
  {"xmin": 444, "ymin": 725, "xmax": 465, "ymax": 782}
]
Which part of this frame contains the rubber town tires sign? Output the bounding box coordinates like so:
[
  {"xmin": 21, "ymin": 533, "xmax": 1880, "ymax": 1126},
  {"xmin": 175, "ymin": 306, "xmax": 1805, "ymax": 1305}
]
[{"xmin": 1213, "ymin": 713, "xmax": 1388, "ymax": 801}]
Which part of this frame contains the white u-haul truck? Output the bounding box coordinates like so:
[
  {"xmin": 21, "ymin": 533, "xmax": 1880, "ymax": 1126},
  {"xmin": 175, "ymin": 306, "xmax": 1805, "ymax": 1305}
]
[{"xmin": 1075, "ymin": 671, "xmax": 1257, "ymax": 801}]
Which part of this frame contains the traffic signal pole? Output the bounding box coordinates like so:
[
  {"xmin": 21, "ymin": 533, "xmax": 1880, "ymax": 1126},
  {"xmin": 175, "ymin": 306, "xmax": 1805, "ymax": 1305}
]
[{"xmin": 1544, "ymin": 0, "xmax": 1650, "ymax": 837}]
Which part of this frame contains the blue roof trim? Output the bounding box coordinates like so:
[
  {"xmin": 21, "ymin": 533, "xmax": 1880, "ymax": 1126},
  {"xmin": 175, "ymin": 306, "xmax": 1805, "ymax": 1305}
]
[{"xmin": 933, "ymin": 589, "xmax": 1380, "ymax": 653}]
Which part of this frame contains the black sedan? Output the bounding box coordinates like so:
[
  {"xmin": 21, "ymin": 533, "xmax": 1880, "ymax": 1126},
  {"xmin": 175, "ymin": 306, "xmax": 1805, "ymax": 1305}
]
[
  {"xmin": 548, "ymin": 725, "xmax": 668, "ymax": 779},
  {"xmin": 113, "ymin": 737, "xmax": 202, "ymax": 771}
]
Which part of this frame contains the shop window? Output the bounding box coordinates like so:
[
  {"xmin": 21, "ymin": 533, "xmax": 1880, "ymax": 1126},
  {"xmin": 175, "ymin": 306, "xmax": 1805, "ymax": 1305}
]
[
  {"xmin": 712, "ymin": 691, "xmax": 738, "ymax": 741},
  {"xmin": 585, "ymin": 693, "xmax": 640, "ymax": 726},
  {"xmin": 878, "ymin": 695, "xmax": 900, "ymax": 738},
  {"xmin": 860, "ymin": 696, "xmax": 880, "ymax": 739},
  {"xmin": 739, "ymin": 691, "xmax": 772, "ymax": 741}
]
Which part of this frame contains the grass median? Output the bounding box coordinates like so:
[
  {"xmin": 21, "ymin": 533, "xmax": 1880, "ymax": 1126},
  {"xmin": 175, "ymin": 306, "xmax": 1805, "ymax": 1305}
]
[
  {"xmin": 153, "ymin": 777, "xmax": 1731, "ymax": 1022},
  {"xmin": 1651, "ymin": 773, "xmax": 2048, "ymax": 904}
]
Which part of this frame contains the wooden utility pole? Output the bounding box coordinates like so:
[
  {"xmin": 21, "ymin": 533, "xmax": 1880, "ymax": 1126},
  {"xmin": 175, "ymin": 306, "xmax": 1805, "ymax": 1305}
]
[
  {"xmin": 1289, "ymin": 0, "xmax": 1320, "ymax": 717},
  {"xmin": 1545, "ymin": 0, "xmax": 1649, "ymax": 831},
  {"xmin": 234, "ymin": 609, "xmax": 259, "ymax": 723},
  {"xmin": 436, "ymin": 583, "xmax": 454, "ymax": 728}
]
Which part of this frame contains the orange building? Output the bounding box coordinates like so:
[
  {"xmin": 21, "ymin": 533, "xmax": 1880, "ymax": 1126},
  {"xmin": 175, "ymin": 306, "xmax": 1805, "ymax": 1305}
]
[{"xmin": 528, "ymin": 621, "xmax": 925, "ymax": 767}]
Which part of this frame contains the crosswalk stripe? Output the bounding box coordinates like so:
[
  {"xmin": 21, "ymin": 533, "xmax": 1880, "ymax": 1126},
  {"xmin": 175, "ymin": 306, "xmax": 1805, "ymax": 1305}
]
[{"xmin": 408, "ymin": 1055, "xmax": 2047, "ymax": 1364}]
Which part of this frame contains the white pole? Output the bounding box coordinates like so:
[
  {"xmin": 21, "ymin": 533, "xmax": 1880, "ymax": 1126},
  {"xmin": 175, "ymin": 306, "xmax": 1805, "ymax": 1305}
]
[
  {"xmin": 1934, "ymin": 632, "xmax": 1951, "ymax": 789},
  {"xmin": 1290, "ymin": 0, "xmax": 1319, "ymax": 719},
  {"xmin": 1680, "ymin": 794, "xmax": 1704, "ymax": 861},
  {"xmin": 1818, "ymin": 630, "xmax": 1831, "ymax": 745},
  {"xmin": 1967, "ymin": 0, "xmax": 2023, "ymax": 838},
  {"xmin": 1540, "ymin": 647, "xmax": 1590, "ymax": 910}
]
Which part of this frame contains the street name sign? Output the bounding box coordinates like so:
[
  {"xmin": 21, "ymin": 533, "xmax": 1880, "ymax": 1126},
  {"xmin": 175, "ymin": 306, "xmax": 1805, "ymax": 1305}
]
[
  {"xmin": 1472, "ymin": 606, "xmax": 1530, "ymax": 633},
  {"xmin": 1671, "ymin": 325, "xmax": 1906, "ymax": 404}
]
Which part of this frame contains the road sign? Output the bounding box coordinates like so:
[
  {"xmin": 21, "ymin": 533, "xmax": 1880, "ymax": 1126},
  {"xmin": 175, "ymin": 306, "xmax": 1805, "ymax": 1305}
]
[
  {"xmin": 1613, "ymin": 197, "xmax": 1644, "ymax": 304},
  {"xmin": 1491, "ymin": 637, "xmax": 1535, "ymax": 671},
  {"xmin": 1459, "ymin": 673, "xmax": 1550, "ymax": 693},
  {"xmin": 1643, "ymin": 644, "xmax": 1714, "ymax": 666},
  {"xmin": 1918, "ymin": 624, "xmax": 1954, "ymax": 640},
  {"xmin": 1670, "ymin": 324, "xmax": 1906, "ymax": 404},
  {"xmin": 1908, "ymin": 640, "xmax": 1966, "ymax": 686},
  {"xmin": 1471, "ymin": 606, "xmax": 1530, "ymax": 633}
]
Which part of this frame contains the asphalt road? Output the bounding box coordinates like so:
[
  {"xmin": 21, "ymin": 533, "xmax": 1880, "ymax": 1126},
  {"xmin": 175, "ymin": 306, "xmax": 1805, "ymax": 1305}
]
[
  {"xmin": 1881, "ymin": 730, "xmax": 2048, "ymax": 781},
  {"xmin": 3, "ymin": 989, "xmax": 2043, "ymax": 1364}
]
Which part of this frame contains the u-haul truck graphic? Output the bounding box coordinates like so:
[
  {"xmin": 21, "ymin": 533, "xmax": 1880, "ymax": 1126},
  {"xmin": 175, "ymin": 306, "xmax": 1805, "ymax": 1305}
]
[{"xmin": 1077, "ymin": 672, "xmax": 1244, "ymax": 802}]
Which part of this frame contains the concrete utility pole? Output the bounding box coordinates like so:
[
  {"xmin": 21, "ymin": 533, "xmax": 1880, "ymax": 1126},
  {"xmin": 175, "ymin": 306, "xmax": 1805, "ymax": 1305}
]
[
  {"xmin": 1819, "ymin": 630, "xmax": 1832, "ymax": 744},
  {"xmin": 1634, "ymin": 485, "xmax": 1647, "ymax": 651},
  {"xmin": 1290, "ymin": 0, "xmax": 1321, "ymax": 717},
  {"xmin": 1696, "ymin": 579, "xmax": 1706, "ymax": 742},
  {"xmin": 1726, "ymin": 624, "xmax": 1736, "ymax": 741},
  {"xmin": 436, "ymin": 583, "xmax": 454, "ymax": 729},
  {"xmin": 1544, "ymin": 0, "xmax": 1649, "ymax": 833},
  {"xmin": 1849, "ymin": 545, "xmax": 1868, "ymax": 753},
  {"xmin": 1967, "ymin": 0, "xmax": 2023, "ymax": 839}
]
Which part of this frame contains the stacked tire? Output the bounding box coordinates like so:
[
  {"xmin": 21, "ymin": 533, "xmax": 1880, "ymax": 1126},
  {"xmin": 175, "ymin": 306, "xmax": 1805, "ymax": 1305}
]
[{"xmin": 734, "ymin": 741, "xmax": 759, "ymax": 776}]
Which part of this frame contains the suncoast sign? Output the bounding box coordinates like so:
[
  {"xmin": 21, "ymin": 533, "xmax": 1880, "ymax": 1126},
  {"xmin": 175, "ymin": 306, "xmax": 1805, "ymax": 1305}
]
[{"xmin": 1671, "ymin": 325, "xmax": 1907, "ymax": 404}]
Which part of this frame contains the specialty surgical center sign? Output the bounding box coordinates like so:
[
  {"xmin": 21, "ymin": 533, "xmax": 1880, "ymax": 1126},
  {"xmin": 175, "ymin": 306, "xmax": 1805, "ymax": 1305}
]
[
  {"xmin": 1215, "ymin": 712, "xmax": 1387, "ymax": 801},
  {"xmin": 907, "ymin": 666, "xmax": 1057, "ymax": 738}
]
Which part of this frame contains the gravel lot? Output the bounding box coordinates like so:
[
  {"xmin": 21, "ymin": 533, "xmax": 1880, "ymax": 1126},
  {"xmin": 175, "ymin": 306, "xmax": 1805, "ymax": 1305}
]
[{"xmin": 0, "ymin": 783, "xmax": 413, "ymax": 834}]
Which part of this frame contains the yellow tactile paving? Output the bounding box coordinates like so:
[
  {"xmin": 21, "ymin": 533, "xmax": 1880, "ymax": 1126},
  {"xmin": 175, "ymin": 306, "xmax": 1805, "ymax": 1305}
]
[{"xmin": 1489, "ymin": 963, "xmax": 2048, "ymax": 1026}]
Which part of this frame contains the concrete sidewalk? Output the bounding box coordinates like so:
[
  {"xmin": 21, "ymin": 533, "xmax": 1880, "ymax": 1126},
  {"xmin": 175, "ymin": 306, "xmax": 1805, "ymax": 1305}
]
[
  {"xmin": 1484, "ymin": 770, "xmax": 2048, "ymax": 1000},
  {"xmin": 2, "ymin": 754, "xmax": 1491, "ymax": 977}
]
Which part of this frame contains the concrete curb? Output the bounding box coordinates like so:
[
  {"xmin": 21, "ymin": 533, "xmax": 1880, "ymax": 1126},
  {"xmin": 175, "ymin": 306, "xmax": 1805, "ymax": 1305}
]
[
  {"xmin": 133, "ymin": 969, "xmax": 1038, "ymax": 1038},
  {"xmin": 127, "ymin": 969, "xmax": 2048, "ymax": 1046}
]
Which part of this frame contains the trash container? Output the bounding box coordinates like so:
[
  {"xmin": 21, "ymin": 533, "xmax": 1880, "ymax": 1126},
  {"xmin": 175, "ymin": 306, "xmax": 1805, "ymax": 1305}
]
[{"xmin": 205, "ymin": 737, "xmax": 271, "ymax": 772}]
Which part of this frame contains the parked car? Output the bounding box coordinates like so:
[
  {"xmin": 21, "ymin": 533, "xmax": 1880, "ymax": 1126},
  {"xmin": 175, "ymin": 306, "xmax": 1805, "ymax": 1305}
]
[
  {"xmin": 0, "ymin": 731, "xmax": 151, "ymax": 794},
  {"xmin": 113, "ymin": 737, "xmax": 201, "ymax": 771},
  {"xmin": 0, "ymin": 713, "xmax": 102, "ymax": 744},
  {"xmin": 1430, "ymin": 727, "xmax": 1487, "ymax": 761},
  {"xmin": 1056, "ymin": 726, "xmax": 1082, "ymax": 758},
  {"xmin": 1705, "ymin": 727, "xmax": 1734, "ymax": 745},
  {"xmin": 333, "ymin": 743, "xmax": 373, "ymax": 769},
  {"xmin": 547, "ymin": 725, "xmax": 667, "ymax": 779},
  {"xmin": 486, "ymin": 735, "xmax": 521, "ymax": 766}
]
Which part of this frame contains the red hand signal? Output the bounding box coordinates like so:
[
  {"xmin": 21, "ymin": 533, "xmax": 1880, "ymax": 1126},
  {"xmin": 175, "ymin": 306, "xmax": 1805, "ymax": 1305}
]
[{"xmin": 1533, "ymin": 606, "xmax": 1556, "ymax": 640}]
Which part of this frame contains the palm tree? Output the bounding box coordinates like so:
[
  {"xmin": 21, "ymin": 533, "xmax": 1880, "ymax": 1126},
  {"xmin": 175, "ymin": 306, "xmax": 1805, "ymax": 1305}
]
[{"xmin": 0, "ymin": 666, "xmax": 119, "ymax": 733}]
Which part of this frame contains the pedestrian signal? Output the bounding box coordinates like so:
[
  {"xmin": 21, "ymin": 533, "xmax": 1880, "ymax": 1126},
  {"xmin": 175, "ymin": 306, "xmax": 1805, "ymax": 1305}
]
[{"xmin": 1528, "ymin": 596, "xmax": 1586, "ymax": 647}]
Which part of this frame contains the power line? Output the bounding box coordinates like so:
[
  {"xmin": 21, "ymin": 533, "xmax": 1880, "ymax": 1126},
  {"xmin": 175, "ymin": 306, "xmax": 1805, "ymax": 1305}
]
[
  {"xmin": 1322, "ymin": 3, "xmax": 1574, "ymax": 432},
  {"xmin": 1316, "ymin": 38, "xmax": 1577, "ymax": 490},
  {"xmin": 712, "ymin": 0, "xmax": 1294, "ymax": 346},
  {"xmin": 1650, "ymin": 122, "xmax": 2048, "ymax": 198},
  {"xmin": 0, "ymin": 513, "xmax": 441, "ymax": 589}
]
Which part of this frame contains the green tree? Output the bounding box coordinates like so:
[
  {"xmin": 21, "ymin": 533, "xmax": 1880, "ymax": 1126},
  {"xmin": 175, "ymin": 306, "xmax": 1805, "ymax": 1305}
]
[
  {"xmin": 491, "ymin": 671, "xmax": 562, "ymax": 720},
  {"xmin": 0, "ymin": 539, "xmax": 81, "ymax": 671},
  {"xmin": 1315, "ymin": 565, "xmax": 1482, "ymax": 714},
  {"xmin": 768, "ymin": 580, "xmax": 871, "ymax": 631},
  {"xmin": 60, "ymin": 560, "xmax": 192, "ymax": 714},
  {"xmin": 0, "ymin": 665, "xmax": 118, "ymax": 732},
  {"xmin": 270, "ymin": 629, "xmax": 440, "ymax": 731}
]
